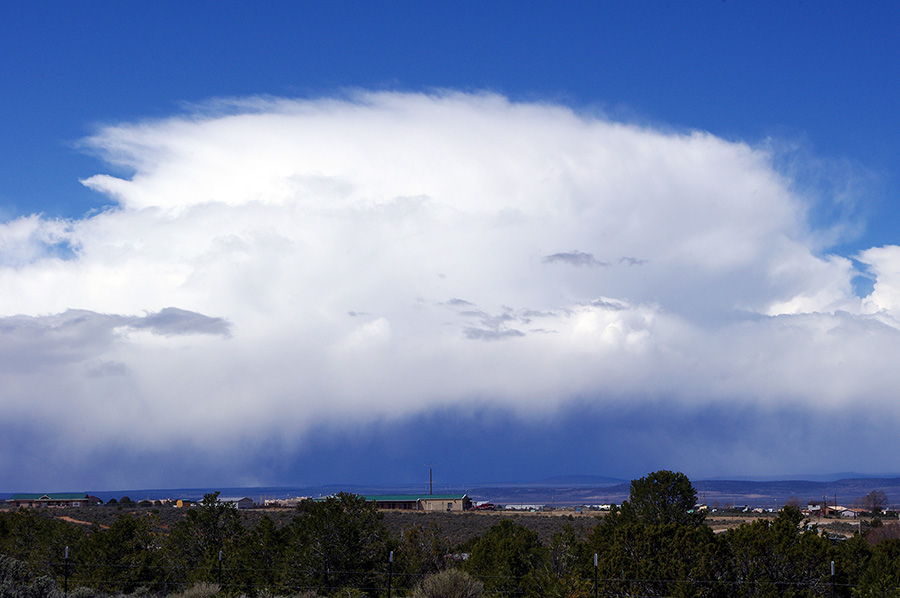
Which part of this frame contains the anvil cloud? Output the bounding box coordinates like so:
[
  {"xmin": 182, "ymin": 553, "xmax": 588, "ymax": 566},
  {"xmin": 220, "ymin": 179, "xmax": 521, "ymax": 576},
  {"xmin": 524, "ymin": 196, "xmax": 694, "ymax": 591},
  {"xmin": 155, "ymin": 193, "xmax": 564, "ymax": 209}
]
[{"xmin": 1, "ymin": 91, "xmax": 897, "ymax": 490}]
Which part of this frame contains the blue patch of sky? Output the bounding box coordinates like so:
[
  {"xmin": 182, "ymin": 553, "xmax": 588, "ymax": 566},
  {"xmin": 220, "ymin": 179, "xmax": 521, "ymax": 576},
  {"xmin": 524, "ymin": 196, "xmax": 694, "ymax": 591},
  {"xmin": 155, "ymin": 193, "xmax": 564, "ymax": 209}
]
[
  {"xmin": 2, "ymin": 1, "xmax": 900, "ymax": 250},
  {"xmin": 850, "ymin": 258, "xmax": 876, "ymax": 298},
  {"xmin": 46, "ymin": 239, "xmax": 77, "ymax": 261}
]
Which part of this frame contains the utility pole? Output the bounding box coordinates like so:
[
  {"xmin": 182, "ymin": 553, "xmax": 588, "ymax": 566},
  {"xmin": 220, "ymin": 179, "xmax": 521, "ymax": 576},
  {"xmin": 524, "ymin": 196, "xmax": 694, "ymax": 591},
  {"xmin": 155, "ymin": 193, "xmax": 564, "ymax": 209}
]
[{"xmin": 424, "ymin": 462, "xmax": 440, "ymax": 494}]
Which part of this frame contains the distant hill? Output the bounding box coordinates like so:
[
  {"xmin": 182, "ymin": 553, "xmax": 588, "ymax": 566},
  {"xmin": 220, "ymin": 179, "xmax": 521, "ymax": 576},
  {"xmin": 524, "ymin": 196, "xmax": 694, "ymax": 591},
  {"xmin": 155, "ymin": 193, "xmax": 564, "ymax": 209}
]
[
  {"xmin": 692, "ymin": 477, "xmax": 900, "ymax": 510},
  {"xmin": 6, "ymin": 475, "xmax": 900, "ymax": 509},
  {"xmin": 532, "ymin": 475, "xmax": 627, "ymax": 487}
]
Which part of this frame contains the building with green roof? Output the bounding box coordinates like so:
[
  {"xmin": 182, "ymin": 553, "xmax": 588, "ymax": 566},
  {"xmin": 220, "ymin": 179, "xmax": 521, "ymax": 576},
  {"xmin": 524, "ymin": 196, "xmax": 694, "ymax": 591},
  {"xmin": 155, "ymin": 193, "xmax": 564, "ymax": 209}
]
[
  {"xmin": 362, "ymin": 494, "xmax": 471, "ymax": 512},
  {"xmin": 8, "ymin": 493, "xmax": 101, "ymax": 508}
]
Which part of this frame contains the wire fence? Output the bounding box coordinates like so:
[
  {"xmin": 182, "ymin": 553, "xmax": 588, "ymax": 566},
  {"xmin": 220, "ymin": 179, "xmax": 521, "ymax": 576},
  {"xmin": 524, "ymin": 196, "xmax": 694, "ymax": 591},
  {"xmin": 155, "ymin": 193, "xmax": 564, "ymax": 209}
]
[{"xmin": 28, "ymin": 558, "xmax": 864, "ymax": 598}]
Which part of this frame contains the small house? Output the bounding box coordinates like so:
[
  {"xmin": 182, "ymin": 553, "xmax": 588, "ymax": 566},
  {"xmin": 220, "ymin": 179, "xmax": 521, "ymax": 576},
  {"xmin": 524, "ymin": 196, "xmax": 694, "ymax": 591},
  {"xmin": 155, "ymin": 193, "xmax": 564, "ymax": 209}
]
[{"xmin": 218, "ymin": 496, "xmax": 255, "ymax": 509}]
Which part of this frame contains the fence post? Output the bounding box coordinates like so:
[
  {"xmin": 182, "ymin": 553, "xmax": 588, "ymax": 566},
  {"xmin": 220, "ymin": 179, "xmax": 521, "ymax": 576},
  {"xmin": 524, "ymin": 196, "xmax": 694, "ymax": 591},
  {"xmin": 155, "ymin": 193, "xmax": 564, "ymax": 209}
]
[
  {"xmin": 594, "ymin": 553, "xmax": 598, "ymax": 598},
  {"xmin": 388, "ymin": 550, "xmax": 393, "ymax": 598},
  {"xmin": 64, "ymin": 546, "xmax": 69, "ymax": 596},
  {"xmin": 218, "ymin": 550, "xmax": 223, "ymax": 586},
  {"xmin": 831, "ymin": 560, "xmax": 835, "ymax": 598}
]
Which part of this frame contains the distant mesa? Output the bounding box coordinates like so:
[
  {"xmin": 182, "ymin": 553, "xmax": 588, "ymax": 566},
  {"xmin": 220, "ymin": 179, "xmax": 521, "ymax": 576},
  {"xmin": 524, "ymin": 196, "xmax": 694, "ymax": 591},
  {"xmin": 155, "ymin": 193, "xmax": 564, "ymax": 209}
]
[{"xmin": 533, "ymin": 475, "xmax": 627, "ymax": 487}]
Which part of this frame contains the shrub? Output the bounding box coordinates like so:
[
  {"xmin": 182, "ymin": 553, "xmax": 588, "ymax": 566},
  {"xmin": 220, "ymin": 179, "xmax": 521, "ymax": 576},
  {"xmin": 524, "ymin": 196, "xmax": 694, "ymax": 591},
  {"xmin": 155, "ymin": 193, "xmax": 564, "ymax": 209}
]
[
  {"xmin": 67, "ymin": 588, "xmax": 96, "ymax": 598},
  {"xmin": 411, "ymin": 569, "xmax": 483, "ymax": 598},
  {"xmin": 0, "ymin": 555, "xmax": 62, "ymax": 598},
  {"xmin": 171, "ymin": 583, "xmax": 220, "ymax": 598}
]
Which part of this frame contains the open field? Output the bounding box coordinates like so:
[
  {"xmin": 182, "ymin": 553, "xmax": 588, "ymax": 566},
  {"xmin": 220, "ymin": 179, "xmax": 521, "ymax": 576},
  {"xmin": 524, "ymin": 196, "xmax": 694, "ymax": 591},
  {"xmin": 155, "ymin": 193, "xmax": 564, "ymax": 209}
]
[{"xmin": 1, "ymin": 503, "xmax": 881, "ymax": 544}]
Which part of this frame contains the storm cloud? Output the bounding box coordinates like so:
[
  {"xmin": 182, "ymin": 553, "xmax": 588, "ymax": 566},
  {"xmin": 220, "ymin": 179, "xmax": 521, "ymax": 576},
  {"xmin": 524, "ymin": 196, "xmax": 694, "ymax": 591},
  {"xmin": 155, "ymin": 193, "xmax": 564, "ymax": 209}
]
[{"xmin": 1, "ymin": 90, "xmax": 897, "ymax": 489}]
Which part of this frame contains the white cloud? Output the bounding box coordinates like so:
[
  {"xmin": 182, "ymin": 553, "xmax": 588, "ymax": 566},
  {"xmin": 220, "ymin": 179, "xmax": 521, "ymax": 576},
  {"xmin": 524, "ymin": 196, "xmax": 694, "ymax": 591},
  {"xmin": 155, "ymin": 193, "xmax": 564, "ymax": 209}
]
[
  {"xmin": 859, "ymin": 246, "xmax": 900, "ymax": 316},
  {"xmin": 1, "ymin": 90, "xmax": 898, "ymax": 484}
]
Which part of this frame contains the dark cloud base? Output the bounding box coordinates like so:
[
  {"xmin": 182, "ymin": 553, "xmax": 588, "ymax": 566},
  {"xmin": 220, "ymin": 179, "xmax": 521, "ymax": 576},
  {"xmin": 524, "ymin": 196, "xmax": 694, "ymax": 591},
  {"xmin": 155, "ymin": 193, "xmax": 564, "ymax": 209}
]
[
  {"xmin": 3, "ymin": 401, "xmax": 896, "ymax": 492},
  {"xmin": 264, "ymin": 403, "xmax": 900, "ymax": 489}
]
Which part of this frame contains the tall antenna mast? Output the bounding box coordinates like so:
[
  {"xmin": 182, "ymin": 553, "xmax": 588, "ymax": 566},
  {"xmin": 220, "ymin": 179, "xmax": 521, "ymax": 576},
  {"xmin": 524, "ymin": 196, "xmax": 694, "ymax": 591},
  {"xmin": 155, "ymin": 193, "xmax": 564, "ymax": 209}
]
[{"xmin": 424, "ymin": 462, "xmax": 439, "ymax": 495}]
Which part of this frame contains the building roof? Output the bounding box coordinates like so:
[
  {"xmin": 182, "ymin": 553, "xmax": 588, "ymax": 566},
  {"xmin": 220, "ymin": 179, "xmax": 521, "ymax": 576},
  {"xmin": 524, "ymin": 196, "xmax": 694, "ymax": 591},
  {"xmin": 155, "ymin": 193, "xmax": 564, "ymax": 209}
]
[
  {"xmin": 10, "ymin": 493, "xmax": 93, "ymax": 500},
  {"xmin": 364, "ymin": 494, "xmax": 467, "ymax": 502}
]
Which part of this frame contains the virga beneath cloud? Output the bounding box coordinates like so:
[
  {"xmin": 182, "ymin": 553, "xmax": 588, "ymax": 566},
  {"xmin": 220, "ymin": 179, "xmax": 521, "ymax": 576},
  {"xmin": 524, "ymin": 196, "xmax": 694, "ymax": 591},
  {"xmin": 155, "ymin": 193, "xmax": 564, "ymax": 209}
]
[{"xmin": 1, "ymin": 91, "xmax": 897, "ymax": 487}]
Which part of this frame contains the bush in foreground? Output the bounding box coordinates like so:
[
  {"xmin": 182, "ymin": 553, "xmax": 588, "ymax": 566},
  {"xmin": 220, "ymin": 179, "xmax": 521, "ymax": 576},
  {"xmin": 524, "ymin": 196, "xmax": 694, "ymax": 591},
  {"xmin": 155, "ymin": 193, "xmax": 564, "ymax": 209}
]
[{"xmin": 412, "ymin": 569, "xmax": 483, "ymax": 598}]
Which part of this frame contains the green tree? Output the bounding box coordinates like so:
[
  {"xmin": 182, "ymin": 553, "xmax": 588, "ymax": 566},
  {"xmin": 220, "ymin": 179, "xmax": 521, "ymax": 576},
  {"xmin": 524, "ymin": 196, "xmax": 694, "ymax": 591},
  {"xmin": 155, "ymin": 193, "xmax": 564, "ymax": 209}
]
[
  {"xmin": 395, "ymin": 522, "xmax": 451, "ymax": 590},
  {"xmin": 228, "ymin": 514, "xmax": 291, "ymax": 595},
  {"xmin": 81, "ymin": 513, "xmax": 164, "ymax": 593},
  {"xmin": 0, "ymin": 510, "xmax": 88, "ymax": 582},
  {"xmin": 537, "ymin": 523, "xmax": 589, "ymax": 598},
  {"xmin": 463, "ymin": 519, "xmax": 545, "ymax": 598},
  {"xmin": 163, "ymin": 492, "xmax": 244, "ymax": 587},
  {"xmin": 585, "ymin": 519, "xmax": 723, "ymax": 598},
  {"xmin": 853, "ymin": 538, "xmax": 900, "ymax": 597},
  {"xmin": 722, "ymin": 506, "xmax": 830, "ymax": 597},
  {"xmin": 287, "ymin": 492, "xmax": 392, "ymax": 595},
  {"xmin": 613, "ymin": 470, "xmax": 705, "ymax": 527},
  {"xmin": 832, "ymin": 532, "xmax": 871, "ymax": 597}
]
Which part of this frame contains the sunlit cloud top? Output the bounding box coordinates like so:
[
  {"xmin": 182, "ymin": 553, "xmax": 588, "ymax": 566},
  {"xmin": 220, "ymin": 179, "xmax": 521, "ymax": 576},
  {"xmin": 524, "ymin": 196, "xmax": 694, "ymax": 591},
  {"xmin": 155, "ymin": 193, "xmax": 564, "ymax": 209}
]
[{"xmin": 2, "ymin": 91, "xmax": 898, "ymax": 489}]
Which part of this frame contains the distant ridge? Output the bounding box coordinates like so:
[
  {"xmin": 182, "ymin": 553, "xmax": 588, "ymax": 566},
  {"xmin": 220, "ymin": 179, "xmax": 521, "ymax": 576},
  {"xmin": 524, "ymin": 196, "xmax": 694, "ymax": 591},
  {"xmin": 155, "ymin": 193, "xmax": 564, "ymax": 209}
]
[
  {"xmin": 473, "ymin": 475, "xmax": 627, "ymax": 489},
  {"xmin": 692, "ymin": 477, "xmax": 900, "ymax": 509},
  {"xmin": 6, "ymin": 475, "xmax": 900, "ymax": 508},
  {"xmin": 703, "ymin": 472, "xmax": 900, "ymax": 483},
  {"xmin": 532, "ymin": 475, "xmax": 627, "ymax": 487}
]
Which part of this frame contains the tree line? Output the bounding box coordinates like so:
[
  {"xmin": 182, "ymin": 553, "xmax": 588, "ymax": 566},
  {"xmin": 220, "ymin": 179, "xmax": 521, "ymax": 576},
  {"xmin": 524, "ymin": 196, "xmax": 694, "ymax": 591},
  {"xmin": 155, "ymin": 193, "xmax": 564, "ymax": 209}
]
[{"xmin": 4, "ymin": 472, "xmax": 900, "ymax": 598}]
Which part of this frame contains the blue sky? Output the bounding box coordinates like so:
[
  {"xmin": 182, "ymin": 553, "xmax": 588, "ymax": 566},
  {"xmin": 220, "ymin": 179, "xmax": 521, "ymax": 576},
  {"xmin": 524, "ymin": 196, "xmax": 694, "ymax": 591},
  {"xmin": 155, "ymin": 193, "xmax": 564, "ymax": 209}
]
[{"xmin": 2, "ymin": 2, "xmax": 900, "ymax": 493}]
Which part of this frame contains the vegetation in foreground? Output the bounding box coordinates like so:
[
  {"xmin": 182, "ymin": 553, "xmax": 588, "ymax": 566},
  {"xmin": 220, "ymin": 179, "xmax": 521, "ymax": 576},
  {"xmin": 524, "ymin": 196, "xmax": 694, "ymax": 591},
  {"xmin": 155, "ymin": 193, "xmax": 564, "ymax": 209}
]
[{"xmin": 4, "ymin": 471, "xmax": 900, "ymax": 598}]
